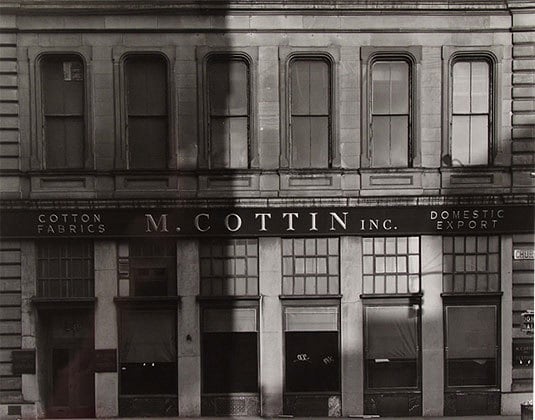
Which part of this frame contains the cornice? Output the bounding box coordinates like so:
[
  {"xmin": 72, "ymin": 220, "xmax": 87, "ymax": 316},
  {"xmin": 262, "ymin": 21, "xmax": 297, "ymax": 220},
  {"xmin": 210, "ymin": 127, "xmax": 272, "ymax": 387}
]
[{"xmin": 0, "ymin": 0, "xmax": 512, "ymax": 16}]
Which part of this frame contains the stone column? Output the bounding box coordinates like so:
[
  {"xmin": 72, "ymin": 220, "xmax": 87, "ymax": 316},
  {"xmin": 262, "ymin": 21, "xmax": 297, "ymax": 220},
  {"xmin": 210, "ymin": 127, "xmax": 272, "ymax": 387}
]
[
  {"xmin": 340, "ymin": 236, "xmax": 363, "ymax": 415},
  {"xmin": 420, "ymin": 235, "xmax": 443, "ymax": 416},
  {"xmin": 177, "ymin": 239, "xmax": 201, "ymax": 416},
  {"xmin": 94, "ymin": 240, "xmax": 118, "ymax": 417},
  {"xmin": 500, "ymin": 235, "xmax": 513, "ymax": 394},
  {"xmin": 259, "ymin": 237, "xmax": 283, "ymax": 416},
  {"xmin": 20, "ymin": 240, "xmax": 42, "ymax": 418}
]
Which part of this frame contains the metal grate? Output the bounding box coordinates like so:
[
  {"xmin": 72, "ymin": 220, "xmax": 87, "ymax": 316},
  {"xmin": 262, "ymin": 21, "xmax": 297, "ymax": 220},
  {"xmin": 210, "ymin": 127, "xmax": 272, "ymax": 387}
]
[
  {"xmin": 200, "ymin": 239, "xmax": 258, "ymax": 296},
  {"xmin": 37, "ymin": 240, "xmax": 93, "ymax": 297},
  {"xmin": 282, "ymin": 238, "xmax": 339, "ymax": 295},
  {"xmin": 362, "ymin": 237, "xmax": 420, "ymax": 294},
  {"xmin": 443, "ymin": 236, "xmax": 500, "ymax": 293}
]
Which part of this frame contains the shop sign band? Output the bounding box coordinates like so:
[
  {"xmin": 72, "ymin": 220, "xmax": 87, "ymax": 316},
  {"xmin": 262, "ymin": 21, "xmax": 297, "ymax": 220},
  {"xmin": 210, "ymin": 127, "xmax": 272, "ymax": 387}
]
[{"xmin": 0, "ymin": 206, "xmax": 532, "ymax": 238}]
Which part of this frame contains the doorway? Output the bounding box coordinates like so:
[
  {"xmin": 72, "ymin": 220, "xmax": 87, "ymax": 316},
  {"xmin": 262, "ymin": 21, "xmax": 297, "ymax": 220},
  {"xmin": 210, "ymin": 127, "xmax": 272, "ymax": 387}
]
[{"xmin": 42, "ymin": 309, "xmax": 95, "ymax": 418}]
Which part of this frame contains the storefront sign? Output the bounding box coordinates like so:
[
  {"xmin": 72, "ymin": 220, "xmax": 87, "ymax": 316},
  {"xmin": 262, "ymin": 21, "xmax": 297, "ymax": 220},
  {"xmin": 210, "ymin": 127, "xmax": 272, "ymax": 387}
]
[
  {"xmin": 514, "ymin": 249, "xmax": 534, "ymax": 260},
  {"xmin": 0, "ymin": 205, "xmax": 532, "ymax": 238},
  {"xmin": 94, "ymin": 349, "xmax": 117, "ymax": 372},
  {"xmin": 11, "ymin": 350, "xmax": 36, "ymax": 375},
  {"xmin": 513, "ymin": 339, "xmax": 533, "ymax": 368}
]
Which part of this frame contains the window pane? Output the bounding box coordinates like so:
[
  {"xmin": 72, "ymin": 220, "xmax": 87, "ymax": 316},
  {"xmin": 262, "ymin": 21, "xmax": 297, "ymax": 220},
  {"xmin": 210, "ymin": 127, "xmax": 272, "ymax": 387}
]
[
  {"xmin": 453, "ymin": 61, "xmax": 471, "ymax": 113},
  {"xmin": 126, "ymin": 56, "xmax": 167, "ymax": 115},
  {"xmin": 291, "ymin": 60, "xmax": 311, "ymax": 115},
  {"xmin": 447, "ymin": 305, "xmax": 496, "ymax": 358},
  {"xmin": 447, "ymin": 359, "xmax": 496, "ymax": 387},
  {"xmin": 45, "ymin": 117, "xmax": 84, "ymax": 169},
  {"xmin": 310, "ymin": 116, "xmax": 329, "ymax": 167},
  {"xmin": 291, "ymin": 116, "xmax": 312, "ymax": 167},
  {"xmin": 471, "ymin": 61, "xmax": 489, "ymax": 113},
  {"xmin": 229, "ymin": 117, "xmax": 248, "ymax": 168},
  {"xmin": 451, "ymin": 115, "xmax": 470, "ymax": 165},
  {"xmin": 203, "ymin": 332, "xmax": 258, "ymax": 393},
  {"xmin": 390, "ymin": 115, "xmax": 408, "ymax": 167},
  {"xmin": 367, "ymin": 359, "xmax": 417, "ymax": 388},
  {"xmin": 371, "ymin": 116, "xmax": 390, "ymax": 167},
  {"xmin": 390, "ymin": 61, "xmax": 409, "ymax": 114},
  {"xmin": 372, "ymin": 62, "xmax": 391, "ymax": 114},
  {"xmin": 228, "ymin": 60, "xmax": 248, "ymax": 115},
  {"xmin": 470, "ymin": 115, "xmax": 488, "ymax": 165},
  {"xmin": 128, "ymin": 117, "xmax": 167, "ymax": 169},
  {"xmin": 366, "ymin": 306, "xmax": 418, "ymax": 359},
  {"xmin": 42, "ymin": 57, "xmax": 84, "ymax": 115},
  {"xmin": 285, "ymin": 331, "xmax": 339, "ymax": 392},
  {"xmin": 203, "ymin": 308, "xmax": 256, "ymax": 332},
  {"xmin": 309, "ymin": 60, "xmax": 329, "ymax": 115},
  {"xmin": 285, "ymin": 306, "xmax": 338, "ymax": 331}
]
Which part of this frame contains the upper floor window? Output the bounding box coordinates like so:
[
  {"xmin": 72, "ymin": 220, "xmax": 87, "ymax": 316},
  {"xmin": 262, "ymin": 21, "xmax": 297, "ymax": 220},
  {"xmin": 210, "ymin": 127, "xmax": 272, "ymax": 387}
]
[
  {"xmin": 289, "ymin": 58, "xmax": 332, "ymax": 168},
  {"xmin": 41, "ymin": 55, "xmax": 85, "ymax": 169},
  {"xmin": 206, "ymin": 56, "xmax": 250, "ymax": 169},
  {"xmin": 370, "ymin": 60, "xmax": 411, "ymax": 168},
  {"xmin": 450, "ymin": 59, "xmax": 491, "ymax": 166},
  {"xmin": 125, "ymin": 55, "xmax": 168, "ymax": 169}
]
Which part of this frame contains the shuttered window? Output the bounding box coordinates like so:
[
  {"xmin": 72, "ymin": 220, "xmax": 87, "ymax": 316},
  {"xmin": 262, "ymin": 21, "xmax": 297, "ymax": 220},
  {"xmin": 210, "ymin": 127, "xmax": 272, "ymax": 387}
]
[
  {"xmin": 451, "ymin": 60, "xmax": 491, "ymax": 166},
  {"xmin": 289, "ymin": 58, "xmax": 331, "ymax": 168},
  {"xmin": 125, "ymin": 55, "xmax": 168, "ymax": 169},
  {"xmin": 41, "ymin": 55, "xmax": 85, "ymax": 169},
  {"xmin": 207, "ymin": 58, "xmax": 249, "ymax": 168},
  {"xmin": 370, "ymin": 60, "xmax": 410, "ymax": 168}
]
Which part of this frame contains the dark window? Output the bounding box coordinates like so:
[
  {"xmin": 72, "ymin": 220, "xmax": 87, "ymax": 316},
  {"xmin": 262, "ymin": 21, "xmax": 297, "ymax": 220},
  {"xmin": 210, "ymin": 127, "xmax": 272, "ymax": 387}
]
[
  {"xmin": 289, "ymin": 58, "xmax": 331, "ymax": 168},
  {"xmin": 445, "ymin": 304, "xmax": 498, "ymax": 387},
  {"xmin": 129, "ymin": 239, "xmax": 176, "ymax": 296},
  {"xmin": 120, "ymin": 309, "xmax": 177, "ymax": 395},
  {"xmin": 41, "ymin": 55, "xmax": 85, "ymax": 169},
  {"xmin": 202, "ymin": 307, "xmax": 258, "ymax": 393},
  {"xmin": 125, "ymin": 55, "xmax": 168, "ymax": 169},
  {"xmin": 207, "ymin": 58, "xmax": 249, "ymax": 168},
  {"xmin": 451, "ymin": 60, "xmax": 491, "ymax": 166},
  {"xmin": 365, "ymin": 304, "xmax": 419, "ymax": 389},
  {"xmin": 370, "ymin": 60, "xmax": 410, "ymax": 167},
  {"xmin": 37, "ymin": 240, "xmax": 94, "ymax": 297},
  {"xmin": 284, "ymin": 306, "xmax": 339, "ymax": 392}
]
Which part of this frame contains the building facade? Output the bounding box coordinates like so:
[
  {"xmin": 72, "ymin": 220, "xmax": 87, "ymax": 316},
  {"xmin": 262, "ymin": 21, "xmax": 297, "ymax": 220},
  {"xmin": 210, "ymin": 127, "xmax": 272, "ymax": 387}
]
[{"xmin": 0, "ymin": 0, "xmax": 533, "ymax": 418}]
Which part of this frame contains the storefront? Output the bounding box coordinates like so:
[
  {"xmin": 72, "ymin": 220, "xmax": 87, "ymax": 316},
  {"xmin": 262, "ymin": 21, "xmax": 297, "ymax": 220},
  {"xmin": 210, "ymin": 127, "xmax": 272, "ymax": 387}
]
[{"xmin": 1, "ymin": 202, "xmax": 532, "ymax": 417}]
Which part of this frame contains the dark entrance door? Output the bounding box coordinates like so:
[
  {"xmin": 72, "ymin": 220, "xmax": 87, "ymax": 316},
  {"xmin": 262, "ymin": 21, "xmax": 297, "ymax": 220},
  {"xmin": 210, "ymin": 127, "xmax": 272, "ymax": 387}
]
[{"xmin": 43, "ymin": 309, "xmax": 95, "ymax": 418}]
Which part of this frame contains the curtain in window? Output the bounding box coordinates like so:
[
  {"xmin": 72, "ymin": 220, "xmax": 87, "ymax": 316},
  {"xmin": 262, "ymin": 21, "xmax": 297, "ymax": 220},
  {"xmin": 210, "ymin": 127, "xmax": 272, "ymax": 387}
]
[
  {"xmin": 447, "ymin": 305, "xmax": 496, "ymax": 358},
  {"xmin": 121, "ymin": 311, "xmax": 176, "ymax": 363},
  {"xmin": 366, "ymin": 305, "xmax": 418, "ymax": 359}
]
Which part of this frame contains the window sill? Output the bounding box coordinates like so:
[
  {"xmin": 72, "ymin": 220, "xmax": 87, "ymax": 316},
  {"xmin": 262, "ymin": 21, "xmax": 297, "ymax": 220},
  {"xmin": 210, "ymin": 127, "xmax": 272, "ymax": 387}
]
[
  {"xmin": 114, "ymin": 296, "xmax": 180, "ymax": 307},
  {"xmin": 31, "ymin": 296, "xmax": 96, "ymax": 309},
  {"xmin": 360, "ymin": 293, "xmax": 422, "ymax": 299},
  {"xmin": 197, "ymin": 295, "xmax": 260, "ymax": 302},
  {"xmin": 279, "ymin": 294, "xmax": 342, "ymax": 300}
]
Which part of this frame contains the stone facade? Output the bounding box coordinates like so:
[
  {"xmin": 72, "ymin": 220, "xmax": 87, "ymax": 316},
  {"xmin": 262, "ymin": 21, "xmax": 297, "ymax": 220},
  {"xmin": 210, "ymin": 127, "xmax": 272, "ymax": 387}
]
[{"xmin": 0, "ymin": 0, "xmax": 533, "ymax": 418}]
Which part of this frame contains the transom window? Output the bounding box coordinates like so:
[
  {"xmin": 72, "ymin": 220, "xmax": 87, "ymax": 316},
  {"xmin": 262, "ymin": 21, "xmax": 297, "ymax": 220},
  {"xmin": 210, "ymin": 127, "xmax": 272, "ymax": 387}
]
[
  {"xmin": 200, "ymin": 239, "xmax": 258, "ymax": 296},
  {"xmin": 41, "ymin": 55, "xmax": 85, "ymax": 169},
  {"xmin": 451, "ymin": 59, "xmax": 491, "ymax": 166},
  {"xmin": 282, "ymin": 238, "xmax": 339, "ymax": 295},
  {"xmin": 362, "ymin": 237, "xmax": 420, "ymax": 294},
  {"xmin": 443, "ymin": 236, "xmax": 499, "ymax": 293},
  {"xmin": 37, "ymin": 240, "xmax": 93, "ymax": 297}
]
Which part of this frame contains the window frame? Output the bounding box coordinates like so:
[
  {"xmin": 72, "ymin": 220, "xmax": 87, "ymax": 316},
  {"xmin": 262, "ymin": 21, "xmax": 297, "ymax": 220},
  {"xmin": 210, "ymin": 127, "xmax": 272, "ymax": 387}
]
[
  {"xmin": 360, "ymin": 46, "xmax": 421, "ymax": 169},
  {"xmin": 282, "ymin": 299, "xmax": 341, "ymax": 395},
  {"xmin": 441, "ymin": 47, "xmax": 502, "ymax": 168},
  {"xmin": 28, "ymin": 47, "xmax": 94, "ymax": 171},
  {"xmin": 443, "ymin": 296, "xmax": 501, "ymax": 390},
  {"xmin": 112, "ymin": 47, "xmax": 176, "ymax": 170},
  {"xmin": 200, "ymin": 301, "xmax": 260, "ymax": 395},
  {"xmin": 279, "ymin": 47, "xmax": 340, "ymax": 169},
  {"xmin": 197, "ymin": 48, "xmax": 259, "ymax": 170},
  {"xmin": 362, "ymin": 296, "xmax": 422, "ymax": 393}
]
